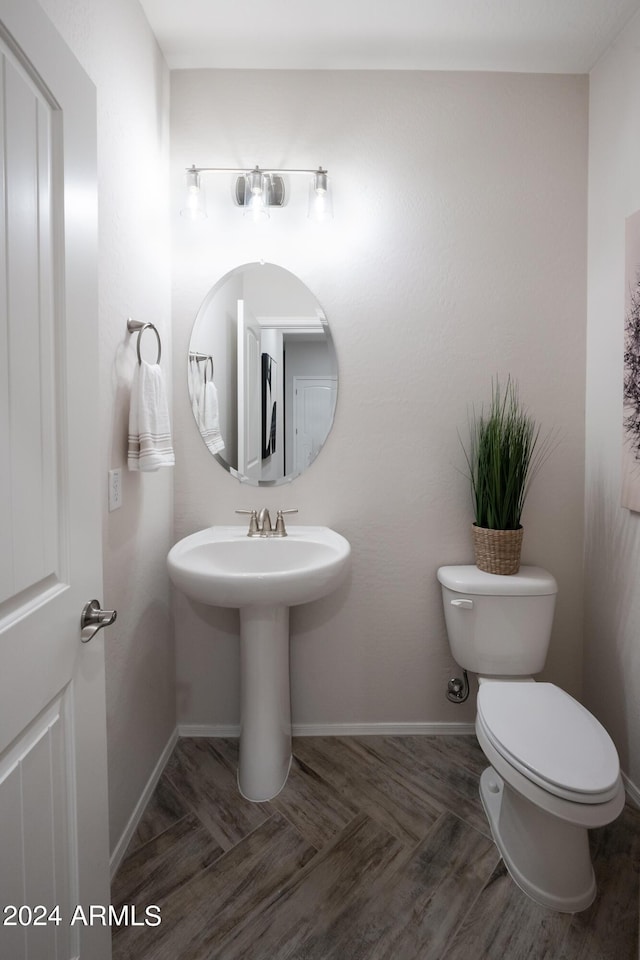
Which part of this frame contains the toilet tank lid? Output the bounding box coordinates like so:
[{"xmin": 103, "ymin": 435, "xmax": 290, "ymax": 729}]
[{"xmin": 437, "ymin": 565, "xmax": 558, "ymax": 596}]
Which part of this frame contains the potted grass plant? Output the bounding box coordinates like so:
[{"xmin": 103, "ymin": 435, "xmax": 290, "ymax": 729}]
[{"xmin": 460, "ymin": 376, "xmax": 553, "ymax": 575}]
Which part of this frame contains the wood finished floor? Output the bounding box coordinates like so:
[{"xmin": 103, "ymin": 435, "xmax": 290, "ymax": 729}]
[{"xmin": 111, "ymin": 736, "xmax": 640, "ymax": 960}]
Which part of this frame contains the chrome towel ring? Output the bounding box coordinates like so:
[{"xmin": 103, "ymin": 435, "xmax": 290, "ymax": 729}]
[{"xmin": 127, "ymin": 317, "xmax": 162, "ymax": 365}]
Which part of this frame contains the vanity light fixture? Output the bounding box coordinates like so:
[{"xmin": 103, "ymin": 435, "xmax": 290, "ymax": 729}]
[
  {"xmin": 308, "ymin": 168, "xmax": 333, "ymax": 222},
  {"xmin": 181, "ymin": 166, "xmax": 207, "ymax": 220},
  {"xmin": 244, "ymin": 167, "xmax": 272, "ymax": 222},
  {"xmin": 180, "ymin": 164, "xmax": 332, "ymax": 222}
]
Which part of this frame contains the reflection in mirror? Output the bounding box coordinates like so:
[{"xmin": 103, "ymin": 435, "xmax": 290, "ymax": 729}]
[{"xmin": 188, "ymin": 262, "xmax": 338, "ymax": 485}]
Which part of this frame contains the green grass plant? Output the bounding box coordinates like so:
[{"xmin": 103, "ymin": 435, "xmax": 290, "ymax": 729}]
[{"xmin": 461, "ymin": 377, "xmax": 554, "ymax": 530}]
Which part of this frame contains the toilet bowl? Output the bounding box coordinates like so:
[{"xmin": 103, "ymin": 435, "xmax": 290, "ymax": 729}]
[
  {"xmin": 437, "ymin": 564, "xmax": 625, "ymax": 912},
  {"xmin": 476, "ymin": 679, "xmax": 625, "ymax": 911}
]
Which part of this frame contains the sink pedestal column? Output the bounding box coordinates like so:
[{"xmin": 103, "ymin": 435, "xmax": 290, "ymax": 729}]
[{"xmin": 238, "ymin": 604, "xmax": 292, "ymax": 801}]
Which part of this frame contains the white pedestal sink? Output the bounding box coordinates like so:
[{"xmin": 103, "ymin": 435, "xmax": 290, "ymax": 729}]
[{"xmin": 167, "ymin": 525, "xmax": 350, "ymax": 801}]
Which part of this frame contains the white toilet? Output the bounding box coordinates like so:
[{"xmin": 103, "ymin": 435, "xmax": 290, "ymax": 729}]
[{"xmin": 437, "ymin": 564, "xmax": 625, "ymax": 913}]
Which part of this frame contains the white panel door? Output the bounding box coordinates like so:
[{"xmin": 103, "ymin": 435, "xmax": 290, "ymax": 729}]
[
  {"xmin": 293, "ymin": 377, "xmax": 337, "ymax": 473},
  {"xmin": 0, "ymin": 2, "xmax": 111, "ymax": 958},
  {"xmin": 237, "ymin": 299, "xmax": 262, "ymax": 481}
]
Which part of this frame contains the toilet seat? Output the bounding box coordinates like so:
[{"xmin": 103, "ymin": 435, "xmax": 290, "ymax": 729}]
[{"xmin": 477, "ymin": 681, "xmax": 620, "ymax": 804}]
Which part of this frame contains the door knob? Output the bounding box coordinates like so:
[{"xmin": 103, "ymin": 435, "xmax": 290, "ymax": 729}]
[{"xmin": 80, "ymin": 599, "xmax": 117, "ymax": 643}]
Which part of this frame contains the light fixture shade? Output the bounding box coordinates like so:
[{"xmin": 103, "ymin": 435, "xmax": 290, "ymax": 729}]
[
  {"xmin": 181, "ymin": 167, "xmax": 207, "ymax": 220},
  {"xmin": 308, "ymin": 168, "xmax": 333, "ymax": 222},
  {"xmin": 243, "ymin": 168, "xmax": 270, "ymax": 221}
]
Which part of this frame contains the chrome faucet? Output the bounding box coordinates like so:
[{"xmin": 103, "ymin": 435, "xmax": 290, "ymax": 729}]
[
  {"xmin": 257, "ymin": 507, "xmax": 273, "ymax": 534},
  {"xmin": 236, "ymin": 508, "xmax": 298, "ymax": 537}
]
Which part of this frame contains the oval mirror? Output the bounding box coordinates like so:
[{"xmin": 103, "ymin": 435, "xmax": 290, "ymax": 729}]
[{"xmin": 188, "ymin": 262, "xmax": 338, "ymax": 485}]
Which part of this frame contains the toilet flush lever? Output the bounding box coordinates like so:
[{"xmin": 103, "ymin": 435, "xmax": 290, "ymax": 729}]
[{"xmin": 450, "ymin": 598, "xmax": 474, "ymax": 609}]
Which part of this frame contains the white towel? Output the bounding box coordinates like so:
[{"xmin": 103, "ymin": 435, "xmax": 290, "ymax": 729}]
[
  {"xmin": 199, "ymin": 380, "xmax": 225, "ymax": 455},
  {"xmin": 127, "ymin": 360, "xmax": 175, "ymax": 471},
  {"xmin": 188, "ymin": 356, "xmax": 204, "ymax": 423}
]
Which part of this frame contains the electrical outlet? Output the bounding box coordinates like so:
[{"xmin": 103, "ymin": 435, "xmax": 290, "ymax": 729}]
[{"xmin": 108, "ymin": 468, "xmax": 122, "ymax": 511}]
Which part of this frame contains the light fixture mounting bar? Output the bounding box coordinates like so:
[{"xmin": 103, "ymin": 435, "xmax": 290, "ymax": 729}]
[{"xmin": 186, "ymin": 164, "xmax": 328, "ymax": 176}]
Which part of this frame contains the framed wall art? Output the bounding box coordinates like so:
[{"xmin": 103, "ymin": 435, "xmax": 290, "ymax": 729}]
[{"xmin": 622, "ymin": 208, "xmax": 640, "ymax": 511}]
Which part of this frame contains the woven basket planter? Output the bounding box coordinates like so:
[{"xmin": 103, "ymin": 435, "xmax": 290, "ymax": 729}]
[{"xmin": 472, "ymin": 523, "xmax": 523, "ymax": 575}]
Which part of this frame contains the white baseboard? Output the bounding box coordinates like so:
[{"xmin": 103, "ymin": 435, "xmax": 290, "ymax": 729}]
[
  {"xmin": 178, "ymin": 723, "xmax": 241, "ymax": 738},
  {"xmin": 178, "ymin": 721, "xmax": 476, "ymax": 738},
  {"xmin": 292, "ymin": 721, "xmax": 477, "ymax": 736},
  {"xmin": 110, "ymin": 727, "xmax": 179, "ymax": 879},
  {"xmin": 622, "ymin": 771, "xmax": 640, "ymax": 808}
]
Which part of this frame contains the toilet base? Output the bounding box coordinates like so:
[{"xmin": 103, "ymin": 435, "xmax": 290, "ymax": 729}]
[{"xmin": 479, "ymin": 767, "xmax": 596, "ymax": 913}]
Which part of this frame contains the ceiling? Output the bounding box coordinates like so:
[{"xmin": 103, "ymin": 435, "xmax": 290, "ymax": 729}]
[{"xmin": 140, "ymin": 0, "xmax": 640, "ymax": 73}]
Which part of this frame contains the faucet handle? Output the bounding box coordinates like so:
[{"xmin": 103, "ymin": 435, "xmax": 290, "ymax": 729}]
[
  {"xmin": 275, "ymin": 508, "xmax": 298, "ymax": 536},
  {"xmin": 235, "ymin": 509, "xmax": 259, "ymax": 536}
]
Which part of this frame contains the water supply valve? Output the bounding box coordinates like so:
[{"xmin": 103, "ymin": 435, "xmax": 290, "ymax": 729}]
[{"xmin": 447, "ymin": 670, "xmax": 470, "ymax": 703}]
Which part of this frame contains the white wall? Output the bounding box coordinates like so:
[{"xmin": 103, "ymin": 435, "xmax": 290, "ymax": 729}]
[
  {"xmin": 37, "ymin": 0, "xmax": 175, "ymax": 850},
  {"xmin": 586, "ymin": 11, "xmax": 640, "ymax": 793},
  {"xmin": 172, "ymin": 70, "xmax": 588, "ymax": 731}
]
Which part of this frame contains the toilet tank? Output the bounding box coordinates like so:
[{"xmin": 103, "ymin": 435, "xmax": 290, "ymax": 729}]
[{"xmin": 437, "ymin": 565, "xmax": 558, "ymax": 676}]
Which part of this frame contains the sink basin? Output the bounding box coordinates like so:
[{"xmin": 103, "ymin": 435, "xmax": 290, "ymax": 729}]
[
  {"xmin": 167, "ymin": 525, "xmax": 350, "ymax": 608},
  {"xmin": 167, "ymin": 524, "xmax": 350, "ymax": 803}
]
